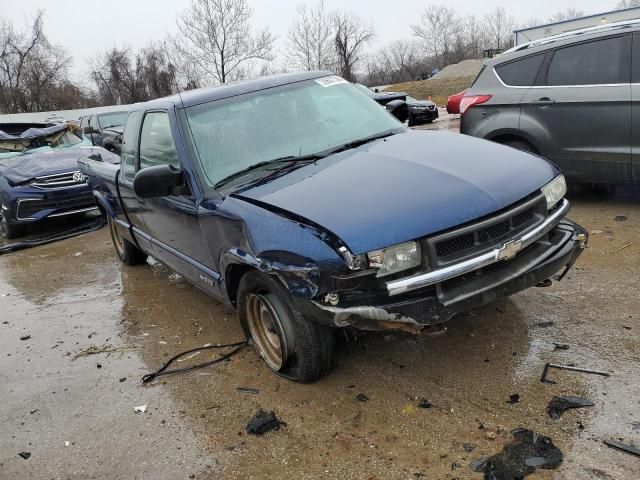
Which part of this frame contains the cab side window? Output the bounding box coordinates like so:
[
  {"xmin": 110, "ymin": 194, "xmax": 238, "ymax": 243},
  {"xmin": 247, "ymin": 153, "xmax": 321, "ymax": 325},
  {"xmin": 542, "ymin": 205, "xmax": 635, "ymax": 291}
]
[
  {"xmin": 139, "ymin": 112, "xmax": 180, "ymax": 170},
  {"xmin": 546, "ymin": 35, "xmax": 631, "ymax": 86},
  {"xmin": 120, "ymin": 111, "xmax": 143, "ymax": 180}
]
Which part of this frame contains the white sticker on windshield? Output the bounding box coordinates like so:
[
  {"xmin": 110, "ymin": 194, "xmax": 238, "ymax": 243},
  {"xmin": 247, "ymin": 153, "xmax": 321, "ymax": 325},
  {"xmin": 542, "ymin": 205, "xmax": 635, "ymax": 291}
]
[{"xmin": 315, "ymin": 75, "xmax": 348, "ymax": 87}]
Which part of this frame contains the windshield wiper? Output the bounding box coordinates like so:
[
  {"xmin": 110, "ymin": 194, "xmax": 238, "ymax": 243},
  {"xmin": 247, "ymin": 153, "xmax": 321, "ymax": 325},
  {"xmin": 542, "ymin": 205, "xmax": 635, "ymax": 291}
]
[
  {"xmin": 214, "ymin": 153, "xmax": 324, "ymax": 189},
  {"xmin": 324, "ymin": 128, "xmax": 402, "ymax": 156}
]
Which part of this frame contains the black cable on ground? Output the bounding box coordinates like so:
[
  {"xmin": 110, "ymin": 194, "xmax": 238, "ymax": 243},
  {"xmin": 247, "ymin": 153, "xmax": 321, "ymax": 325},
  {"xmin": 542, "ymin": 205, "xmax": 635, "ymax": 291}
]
[
  {"xmin": 0, "ymin": 217, "xmax": 106, "ymax": 255},
  {"xmin": 141, "ymin": 340, "xmax": 248, "ymax": 383}
]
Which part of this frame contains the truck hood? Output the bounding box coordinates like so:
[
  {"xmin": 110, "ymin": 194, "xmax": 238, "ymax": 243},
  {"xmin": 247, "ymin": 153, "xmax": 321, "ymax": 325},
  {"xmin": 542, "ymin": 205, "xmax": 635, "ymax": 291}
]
[
  {"xmin": 234, "ymin": 130, "xmax": 559, "ymax": 254},
  {"xmin": 0, "ymin": 146, "xmax": 119, "ymax": 185}
]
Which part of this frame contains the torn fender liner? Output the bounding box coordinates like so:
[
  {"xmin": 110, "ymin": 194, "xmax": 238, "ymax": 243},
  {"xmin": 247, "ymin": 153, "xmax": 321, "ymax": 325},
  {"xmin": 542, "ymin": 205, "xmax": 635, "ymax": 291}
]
[
  {"xmin": 472, "ymin": 428, "xmax": 563, "ymax": 479},
  {"xmin": 312, "ymin": 302, "xmax": 424, "ymax": 333},
  {"xmin": 547, "ymin": 396, "xmax": 594, "ymax": 420}
]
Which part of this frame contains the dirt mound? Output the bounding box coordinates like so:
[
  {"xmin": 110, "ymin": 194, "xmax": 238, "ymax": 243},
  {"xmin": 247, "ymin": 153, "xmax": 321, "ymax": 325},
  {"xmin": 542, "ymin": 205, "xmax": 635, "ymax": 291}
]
[
  {"xmin": 384, "ymin": 76, "xmax": 476, "ymax": 106},
  {"xmin": 432, "ymin": 59, "xmax": 483, "ymax": 80}
]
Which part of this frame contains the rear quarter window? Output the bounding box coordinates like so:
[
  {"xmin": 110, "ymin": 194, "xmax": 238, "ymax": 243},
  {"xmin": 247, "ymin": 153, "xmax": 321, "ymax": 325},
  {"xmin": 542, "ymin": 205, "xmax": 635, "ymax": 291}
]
[
  {"xmin": 495, "ymin": 54, "xmax": 545, "ymax": 86},
  {"xmin": 546, "ymin": 35, "xmax": 631, "ymax": 86}
]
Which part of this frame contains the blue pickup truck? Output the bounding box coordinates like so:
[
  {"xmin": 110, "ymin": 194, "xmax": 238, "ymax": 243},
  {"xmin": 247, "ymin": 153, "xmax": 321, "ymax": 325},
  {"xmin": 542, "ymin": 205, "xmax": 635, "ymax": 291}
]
[{"xmin": 80, "ymin": 71, "xmax": 587, "ymax": 382}]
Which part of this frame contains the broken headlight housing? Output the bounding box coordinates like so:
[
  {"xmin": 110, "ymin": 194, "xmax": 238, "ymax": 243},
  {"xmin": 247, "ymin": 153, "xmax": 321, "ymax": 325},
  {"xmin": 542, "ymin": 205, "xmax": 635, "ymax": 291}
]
[
  {"xmin": 541, "ymin": 175, "xmax": 566, "ymax": 210},
  {"xmin": 367, "ymin": 241, "xmax": 422, "ymax": 277}
]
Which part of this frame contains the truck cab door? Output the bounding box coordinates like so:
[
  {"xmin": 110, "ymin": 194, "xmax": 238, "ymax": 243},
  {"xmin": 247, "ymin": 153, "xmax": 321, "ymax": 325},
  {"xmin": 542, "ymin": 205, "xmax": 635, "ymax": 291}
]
[
  {"xmin": 520, "ymin": 34, "xmax": 632, "ymax": 183},
  {"xmin": 134, "ymin": 110, "xmax": 219, "ymax": 294}
]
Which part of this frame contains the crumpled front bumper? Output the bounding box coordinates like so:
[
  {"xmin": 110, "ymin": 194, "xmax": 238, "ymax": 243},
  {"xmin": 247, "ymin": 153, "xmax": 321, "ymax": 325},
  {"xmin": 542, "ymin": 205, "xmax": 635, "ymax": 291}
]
[{"xmin": 304, "ymin": 219, "xmax": 587, "ymax": 333}]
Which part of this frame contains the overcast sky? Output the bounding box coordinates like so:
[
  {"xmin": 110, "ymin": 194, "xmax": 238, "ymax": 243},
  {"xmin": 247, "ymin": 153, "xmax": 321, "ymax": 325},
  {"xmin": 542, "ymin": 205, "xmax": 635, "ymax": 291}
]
[{"xmin": 2, "ymin": 0, "xmax": 616, "ymax": 81}]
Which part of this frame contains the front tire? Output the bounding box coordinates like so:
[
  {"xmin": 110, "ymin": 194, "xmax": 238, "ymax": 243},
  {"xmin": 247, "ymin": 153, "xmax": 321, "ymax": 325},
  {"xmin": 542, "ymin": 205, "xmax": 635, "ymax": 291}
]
[
  {"xmin": 0, "ymin": 215, "xmax": 23, "ymax": 240},
  {"xmin": 237, "ymin": 271, "xmax": 335, "ymax": 383},
  {"xmin": 107, "ymin": 215, "xmax": 148, "ymax": 265}
]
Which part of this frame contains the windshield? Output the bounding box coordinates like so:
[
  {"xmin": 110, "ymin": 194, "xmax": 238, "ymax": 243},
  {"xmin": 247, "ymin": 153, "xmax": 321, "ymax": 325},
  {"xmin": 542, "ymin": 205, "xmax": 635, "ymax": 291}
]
[
  {"xmin": 0, "ymin": 126, "xmax": 87, "ymax": 158},
  {"xmin": 185, "ymin": 77, "xmax": 401, "ymax": 187},
  {"xmin": 98, "ymin": 111, "xmax": 128, "ymax": 129}
]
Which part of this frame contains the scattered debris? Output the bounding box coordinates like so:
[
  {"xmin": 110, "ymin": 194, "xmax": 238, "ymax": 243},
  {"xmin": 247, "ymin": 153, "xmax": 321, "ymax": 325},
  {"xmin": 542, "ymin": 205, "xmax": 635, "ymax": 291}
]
[
  {"xmin": 134, "ymin": 405, "xmax": 147, "ymax": 413},
  {"xmin": 590, "ymin": 230, "xmax": 603, "ymax": 235},
  {"xmin": 356, "ymin": 393, "xmax": 369, "ymax": 402},
  {"xmin": 402, "ymin": 404, "xmax": 416, "ymax": 414},
  {"xmin": 18, "ymin": 452, "xmax": 31, "ymax": 460},
  {"xmin": 623, "ymin": 325, "xmax": 632, "ymax": 330},
  {"xmin": 507, "ymin": 394, "xmax": 520, "ymax": 404},
  {"xmin": 71, "ymin": 344, "xmax": 135, "ymax": 360},
  {"xmin": 473, "ymin": 429, "xmax": 563, "ymax": 479},
  {"xmin": 535, "ymin": 279, "xmax": 553, "ymax": 288},
  {"xmin": 607, "ymin": 242, "xmax": 633, "ymax": 255},
  {"xmin": 547, "ymin": 396, "xmax": 594, "ymax": 420},
  {"xmin": 541, "ymin": 363, "xmax": 610, "ymax": 384},
  {"xmin": 245, "ymin": 410, "xmax": 284, "ymax": 435},
  {"xmin": 29, "ymin": 409, "xmax": 38, "ymax": 415},
  {"xmin": 64, "ymin": 441, "xmax": 70, "ymax": 447},
  {"xmin": 534, "ymin": 321, "xmax": 554, "ymax": 328},
  {"xmin": 96, "ymin": 363, "xmax": 102, "ymax": 369},
  {"xmin": 119, "ymin": 377, "xmax": 126, "ymax": 383},
  {"xmin": 614, "ymin": 215, "xmax": 628, "ymax": 222},
  {"xmin": 236, "ymin": 386, "xmax": 259, "ymax": 395},
  {"xmin": 553, "ymin": 343, "xmax": 570, "ymax": 351},
  {"xmin": 463, "ymin": 443, "xmax": 478, "ymax": 453},
  {"xmin": 604, "ymin": 439, "xmax": 640, "ymax": 458},
  {"xmin": 20, "ymin": 335, "xmax": 31, "ymax": 341},
  {"xmin": 485, "ymin": 430, "xmax": 497, "ymax": 440},
  {"xmin": 417, "ymin": 399, "xmax": 433, "ymax": 409}
]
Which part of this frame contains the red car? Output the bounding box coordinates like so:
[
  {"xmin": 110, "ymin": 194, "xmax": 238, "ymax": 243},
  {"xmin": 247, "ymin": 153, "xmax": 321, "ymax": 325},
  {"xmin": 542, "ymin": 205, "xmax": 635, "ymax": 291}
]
[{"xmin": 446, "ymin": 89, "xmax": 467, "ymax": 114}]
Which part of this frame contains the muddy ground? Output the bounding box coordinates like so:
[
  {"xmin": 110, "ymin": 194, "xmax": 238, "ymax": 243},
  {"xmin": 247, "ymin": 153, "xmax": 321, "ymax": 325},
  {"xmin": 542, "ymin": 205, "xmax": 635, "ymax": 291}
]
[{"xmin": 1, "ymin": 114, "xmax": 639, "ymax": 479}]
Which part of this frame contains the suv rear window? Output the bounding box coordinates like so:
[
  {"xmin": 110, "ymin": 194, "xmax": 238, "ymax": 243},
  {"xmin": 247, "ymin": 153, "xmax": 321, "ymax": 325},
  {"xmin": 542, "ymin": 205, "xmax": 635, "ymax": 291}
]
[
  {"xmin": 495, "ymin": 54, "xmax": 545, "ymax": 86},
  {"xmin": 547, "ymin": 36, "xmax": 630, "ymax": 86}
]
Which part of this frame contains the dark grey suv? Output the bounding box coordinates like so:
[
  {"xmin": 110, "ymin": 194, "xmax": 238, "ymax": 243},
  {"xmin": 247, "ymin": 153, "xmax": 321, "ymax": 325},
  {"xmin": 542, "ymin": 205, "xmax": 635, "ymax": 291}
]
[{"xmin": 461, "ymin": 21, "xmax": 639, "ymax": 184}]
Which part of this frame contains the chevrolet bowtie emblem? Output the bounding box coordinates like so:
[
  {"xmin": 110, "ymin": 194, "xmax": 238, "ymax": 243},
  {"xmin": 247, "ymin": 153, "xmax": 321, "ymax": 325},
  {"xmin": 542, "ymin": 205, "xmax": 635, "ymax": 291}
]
[{"xmin": 497, "ymin": 239, "xmax": 522, "ymax": 261}]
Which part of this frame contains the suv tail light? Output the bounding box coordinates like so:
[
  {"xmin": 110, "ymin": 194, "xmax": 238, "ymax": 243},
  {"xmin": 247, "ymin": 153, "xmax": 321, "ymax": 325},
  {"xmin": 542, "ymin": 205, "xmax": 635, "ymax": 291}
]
[{"xmin": 459, "ymin": 95, "xmax": 492, "ymax": 115}]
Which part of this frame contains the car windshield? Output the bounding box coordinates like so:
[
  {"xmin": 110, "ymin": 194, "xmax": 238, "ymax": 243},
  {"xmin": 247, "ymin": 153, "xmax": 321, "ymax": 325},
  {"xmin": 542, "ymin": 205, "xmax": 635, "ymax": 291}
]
[
  {"xmin": 98, "ymin": 111, "xmax": 128, "ymax": 129},
  {"xmin": 0, "ymin": 126, "xmax": 88, "ymax": 159},
  {"xmin": 184, "ymin": 77, "xmax": 402, "ymax": 187}
]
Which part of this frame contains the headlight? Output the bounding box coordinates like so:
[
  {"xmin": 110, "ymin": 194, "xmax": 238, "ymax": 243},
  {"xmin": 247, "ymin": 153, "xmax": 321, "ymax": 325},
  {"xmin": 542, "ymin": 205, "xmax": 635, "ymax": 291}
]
[
  {"xmin": 541, "ymin": 175, "xmax": 566, "ymax": 210},
  {"xmin": 367, "ymin": 241, "xmax": 422, "ymax": 277}
]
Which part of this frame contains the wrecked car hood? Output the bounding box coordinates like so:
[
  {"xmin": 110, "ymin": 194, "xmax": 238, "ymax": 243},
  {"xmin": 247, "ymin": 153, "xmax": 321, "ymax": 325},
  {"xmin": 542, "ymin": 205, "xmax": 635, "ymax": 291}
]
[
  {"xmin": 233, "ymin": 130, "xmax": 559, "ymax": 254},
  {"xmin": 0, "ymin": 146, "xmax": 120, "ymax": 185}
]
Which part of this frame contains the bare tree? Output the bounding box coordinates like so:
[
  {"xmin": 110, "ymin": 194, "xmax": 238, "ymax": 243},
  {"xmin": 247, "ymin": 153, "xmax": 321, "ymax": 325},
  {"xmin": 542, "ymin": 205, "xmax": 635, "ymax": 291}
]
[
  {"xmin": 174, "ymin": 0, "xmax": 274, "ymax": 84},
  {"xmin": 411, "ymin": 5, "xmax": 460, "ymax": 69},
  {"xmin": 90, "ymin": 45, "xmax": 176, "ymax": 105},
  {"xmin": 547, "ymin": 8, "xmax": 584, "ymax": 23},
  {"xmin": 0, "ymin": 11, "xmax": 73, "ymax": 113},
  {"xmin": 484, "ymin": 7, "xmax": 515, "ymax": 50},
  {"xmin": 287, "ymin": 1, "xmax": 334, "ymax": 71},
  {"xmin": 617, "ymin": 0, "xmax": 640, "ymax": 8},
  {"xmin": 462, "ymin": 15, "xmax": 486, "ymax": 58},
  {"xmin": 332, "ymin": 10, "xmax": 375, "ymax": 82}
]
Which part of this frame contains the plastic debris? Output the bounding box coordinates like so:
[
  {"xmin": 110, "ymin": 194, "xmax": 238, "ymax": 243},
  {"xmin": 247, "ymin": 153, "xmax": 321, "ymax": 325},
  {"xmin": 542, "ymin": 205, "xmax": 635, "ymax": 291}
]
[
  {"xmin": 356, "ymin": 393, "xmax": 369, "ymax": 402},
  {"xmin": 473, "ymin": 429, "xmax": 563, "ymax": 479},
  {"xmin": 236, "ymin": 386, "xmax": 259, "ymax": 395},
  {"xmin": 463, "ymin": 443, "xmax": 478, "ymax": 453},
  {"xmin": 20, "ymin": 335, "xmax": 31, "ymax": 341},
  {"xmin": 553, "ymin": 343, "xmax": 570, "ymax": 350},
  {"xmin": 18, "ymin": 452, "xmax": 31, "ymax": 459},
  {"xmin": 507, "ymin": 394, "xmax": 520, "ymax": 404},
  {"xmin": 417, "ymin": 399, "xmax": 433, "ymax": 409},
  {"xmin": 64, "ymin": 441, "xmax": 70, "ymax": 447},
  {"xmin": 245, "ymin": 409, "xmax": 283, "ymax": 435},
  {"xmin": 134, "ymin": 405, "xmax": 147, "ymax": 413},
  {"xmin": 547, "ymin": 396, "xmax": 594, "ymax": 420},
  {"xmin": 402, "ymin": 405, "xmax": 416, "ymax": 414},
  {"xmin": 614, "ymin": 215, "xmax": 628, "ymax": 222},
  {"xmin": 604, "ymin": 439, "xmax": 640, "ymax": 457}
]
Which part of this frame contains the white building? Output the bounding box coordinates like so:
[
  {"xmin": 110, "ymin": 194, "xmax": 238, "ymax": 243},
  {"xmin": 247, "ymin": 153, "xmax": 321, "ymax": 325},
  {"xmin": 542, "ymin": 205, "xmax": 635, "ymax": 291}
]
[{"xmin": 514, "ymin": 6, "xmax": 640, "ymax": 46}]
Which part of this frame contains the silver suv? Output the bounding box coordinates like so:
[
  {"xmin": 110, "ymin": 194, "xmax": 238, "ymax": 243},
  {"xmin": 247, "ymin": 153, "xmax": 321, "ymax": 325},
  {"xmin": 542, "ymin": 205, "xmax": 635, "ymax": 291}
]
[{"xmin": 461, "ymin": 20, "xmax": 639, "ymax": 184}]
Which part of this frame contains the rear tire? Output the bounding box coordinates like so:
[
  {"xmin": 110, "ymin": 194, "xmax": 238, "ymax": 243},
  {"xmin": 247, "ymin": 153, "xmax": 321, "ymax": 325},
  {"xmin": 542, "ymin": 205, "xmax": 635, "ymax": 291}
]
[
  {"xmin": 501, "ymin": 138, "xmax": 538, "ymax": 155},
  {"xmin": 0, "ymin": 215, "xmax": 23, "ymax": 240},
  {"xmin": 237, "ymin": 271, "xmax": 335, "ymax": 383},
  {"xmin": 107, "ymin": 215, "xmax": 148, "ymax": 265}
]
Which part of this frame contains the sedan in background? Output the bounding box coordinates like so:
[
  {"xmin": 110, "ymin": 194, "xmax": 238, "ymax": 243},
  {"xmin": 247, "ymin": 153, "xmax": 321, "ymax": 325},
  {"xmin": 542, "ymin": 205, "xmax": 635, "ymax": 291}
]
[{"xmin": 406, "ymin": 96, "xmax": 439, "ymax": 126}]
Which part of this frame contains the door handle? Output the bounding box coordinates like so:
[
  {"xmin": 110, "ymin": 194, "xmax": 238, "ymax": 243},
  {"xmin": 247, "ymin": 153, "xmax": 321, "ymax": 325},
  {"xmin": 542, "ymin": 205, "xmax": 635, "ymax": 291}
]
[{"xmin": 531, "ymin": 97, "xmax": 555, "ymax": 106}]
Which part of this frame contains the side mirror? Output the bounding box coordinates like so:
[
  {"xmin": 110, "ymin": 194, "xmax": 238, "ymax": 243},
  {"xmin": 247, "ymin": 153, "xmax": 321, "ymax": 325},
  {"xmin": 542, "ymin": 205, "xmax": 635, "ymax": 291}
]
[
  {"xmin": 133, "ymin": 164, "xmax": 185, "ymax": 198},
  {"xmin": 385, "ymin": 99, "xmax": 409, "ymax": 123}
]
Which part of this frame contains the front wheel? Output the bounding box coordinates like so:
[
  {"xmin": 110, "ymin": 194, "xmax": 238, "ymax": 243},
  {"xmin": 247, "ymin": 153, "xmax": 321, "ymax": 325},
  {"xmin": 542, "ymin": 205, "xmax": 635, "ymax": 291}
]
[
  {"xmin": 0, "ymin": 215, "xmax": 23, "ymax": 240},
  {"xmin": 107, "ymin": 215, "xmax": 148, "ymax": 265},
  {"xmin": 237, "ymin": 271, "xmax": 335, "ymax": 383}
]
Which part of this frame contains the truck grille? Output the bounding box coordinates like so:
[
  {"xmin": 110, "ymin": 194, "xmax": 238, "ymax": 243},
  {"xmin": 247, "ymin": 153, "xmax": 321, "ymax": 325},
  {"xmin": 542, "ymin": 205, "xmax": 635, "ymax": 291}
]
[
  {"xmin": 17, "ymin": 192, "xmax": 96, "ymax": 220},
  {"xmin": 428, "ymin": 195, "xmax": 546, "ymax": 266},
  {"xmin": 31, "ymin": 171, "xmax": 87, "ymax": 189}
]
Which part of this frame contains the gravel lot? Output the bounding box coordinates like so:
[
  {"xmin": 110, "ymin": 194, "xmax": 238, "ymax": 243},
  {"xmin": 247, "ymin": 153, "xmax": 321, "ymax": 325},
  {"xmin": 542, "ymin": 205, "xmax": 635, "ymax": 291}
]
[{"xmin": 1, "ymin": 115, "xmax": 639, "ymax": 479}]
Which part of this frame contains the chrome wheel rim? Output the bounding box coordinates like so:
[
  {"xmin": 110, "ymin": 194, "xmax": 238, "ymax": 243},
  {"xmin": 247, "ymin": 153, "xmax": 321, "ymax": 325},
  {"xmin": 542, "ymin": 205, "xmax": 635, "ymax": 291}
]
[
  {"xmin": 246, "ymin": 293, "xmax": 285, "ymax": 371},
  {"xmin": 108, "ymin": 217, "xmax": 124, "ymax": 256}
]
